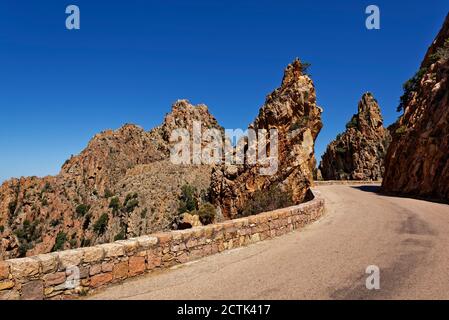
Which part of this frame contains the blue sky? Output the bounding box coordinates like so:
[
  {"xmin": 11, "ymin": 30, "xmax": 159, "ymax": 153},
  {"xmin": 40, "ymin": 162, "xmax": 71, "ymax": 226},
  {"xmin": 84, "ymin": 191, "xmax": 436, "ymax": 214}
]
[{"xmin": 0, "ymin": 1, "xmax": 448, "ymax": 182}]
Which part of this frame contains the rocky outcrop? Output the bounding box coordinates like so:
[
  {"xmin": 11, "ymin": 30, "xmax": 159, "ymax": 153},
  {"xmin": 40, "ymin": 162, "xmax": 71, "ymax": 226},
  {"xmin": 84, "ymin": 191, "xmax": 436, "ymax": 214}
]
[
  {"xmin": 210, "ymin": 59, "xmax": 323, "ymax": 219},
  {"xmin": 319, "ymin": 93, "xmax": 391, "ymax": 180},
  {"xmin": 382, "ymin": 14, "xmax": 449, "ymax": 200},
  {"xmin": 149, "ymin": 99, "xmax": 224, "ymax": 156},
  {"xmin": 0, "ymin": 101, "xmax": 221, "ymax": 260}
]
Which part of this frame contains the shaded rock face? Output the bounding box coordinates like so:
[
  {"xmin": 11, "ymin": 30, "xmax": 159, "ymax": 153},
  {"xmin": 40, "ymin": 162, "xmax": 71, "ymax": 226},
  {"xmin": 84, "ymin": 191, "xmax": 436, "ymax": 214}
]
[
  {"xmin": 210, "ymin": 59, "xmax": 323, "ymax": 219},
  {"xmin": 0, "ymin": 101, "xmax": 220, "ymax": 260},
  {"xmin": 382, "ymin": 14, "xmax": 449, "ymax": 200},
  {"xmin": 319, "ymin": 93, "xmax": 391, "ymax": 181}
]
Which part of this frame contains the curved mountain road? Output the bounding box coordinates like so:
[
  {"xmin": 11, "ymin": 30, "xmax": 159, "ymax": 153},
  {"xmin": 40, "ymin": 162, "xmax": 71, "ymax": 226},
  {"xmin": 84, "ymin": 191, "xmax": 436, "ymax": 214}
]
[{"xmin": 90, "ymin": 184, "xmax": 449, "ymax": 300}]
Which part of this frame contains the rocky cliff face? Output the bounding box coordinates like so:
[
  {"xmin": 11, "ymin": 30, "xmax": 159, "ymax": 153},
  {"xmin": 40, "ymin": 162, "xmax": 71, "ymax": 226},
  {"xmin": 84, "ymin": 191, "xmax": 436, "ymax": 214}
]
[
  {"xmin": 210, "ymin": 59, "xmax": 323, "ymax": 219},
  {"xmin": 319, "ymin": 93, "xmax": 391, "ymax": 180},
  {"xmin": 0, "ymin": 101, "xmax": 220, "ymax": 260},
  {"xmin": 382, "ymin": 14, "xmax": 449, "ymax": 200}
]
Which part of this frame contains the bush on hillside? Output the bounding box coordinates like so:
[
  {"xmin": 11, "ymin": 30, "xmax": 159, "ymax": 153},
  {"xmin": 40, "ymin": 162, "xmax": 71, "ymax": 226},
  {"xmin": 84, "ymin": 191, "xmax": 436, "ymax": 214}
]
[
  {"xmin": 240, "ymin": 185, "xmax": 294, "ymax": 217},
  {"xmin": 93, "ymin": 213, "xmax": 109, "ymax": 235}
]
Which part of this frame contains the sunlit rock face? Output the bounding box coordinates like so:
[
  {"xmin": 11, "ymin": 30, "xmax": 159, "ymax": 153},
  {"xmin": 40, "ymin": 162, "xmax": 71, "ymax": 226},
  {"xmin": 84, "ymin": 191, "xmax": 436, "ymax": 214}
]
[
  {"xmin": 210, "ymin": 59, "xmax": 323, "ymax": 219},
  {"xmin": 382, "ymin": 14, "xmax": 449, "ymax": 201},
  {"xmin": 0, "ymin": 100, "xmax": 221, "ymax": 260},
  {"xmin": 320, "ymin": 93, "xmax": 391, "ymax": 181}
]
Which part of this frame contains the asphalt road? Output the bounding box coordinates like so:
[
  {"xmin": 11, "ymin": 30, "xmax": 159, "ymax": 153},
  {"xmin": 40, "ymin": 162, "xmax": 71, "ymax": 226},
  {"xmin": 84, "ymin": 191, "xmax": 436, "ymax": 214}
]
[{"xmin": 90, "ymin": 185, "xmax": 449, "ymax": 300}]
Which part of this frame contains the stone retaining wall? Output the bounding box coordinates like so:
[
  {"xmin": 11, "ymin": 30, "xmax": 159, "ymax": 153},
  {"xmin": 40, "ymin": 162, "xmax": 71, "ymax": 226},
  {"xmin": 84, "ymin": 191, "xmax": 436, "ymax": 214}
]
[{"xmin": 0, "ymin": 190, "xmax": 324, "ymax": 300}]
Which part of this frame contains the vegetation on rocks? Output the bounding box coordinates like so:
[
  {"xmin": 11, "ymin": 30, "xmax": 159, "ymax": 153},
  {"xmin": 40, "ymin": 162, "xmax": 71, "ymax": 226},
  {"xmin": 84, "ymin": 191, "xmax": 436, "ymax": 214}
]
[
  {"xmin": 52, "ymin": 231, "xmax": 67, "ymax": 252},
  {"xmin": 175, "ymin": 184, "xmax": 216, "ymax": 227},
  {"xmin": 383, "ymin": 15, "xmax": 449, "ymax": 201},
  {"xmin": 93, "ymin": 213, "xmax": 109, "ymax": 235},
  {"xmin": 398, "ymin": 67, "xmax": 428, "ymax": 112},
  {"xmin": 430, "ymin": 38, "xmax": 449, "ymax": 62},
  {"xmin": 124, "ymin": 193, "xmax": 139, "ymax": 213},
  {"xmin": 76, "ymin": 204, "xmax": 90, "ymax": 216},
  {"xmin": 240, "ymin": 185, "xmax": 294, "ymax": 217},
  {"xmin": 114, "ymin": 229, "xmax": 126, "ymax": 241},
  {"xmin": 178, "ymin": 184, "xmax": 197, "ymax": 214}
]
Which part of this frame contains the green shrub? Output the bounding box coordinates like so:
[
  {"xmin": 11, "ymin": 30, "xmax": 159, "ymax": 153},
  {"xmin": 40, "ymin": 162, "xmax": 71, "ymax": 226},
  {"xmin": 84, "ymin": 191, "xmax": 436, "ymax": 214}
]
[
  {"xmin": 430, "ymin": 38, "xmax": 449, "ymax": 62},
  {"xmin": 79, "ymin": 289, "xmax": 89, "ymax": 297},
  {"xmin": 8, "ymin": 200, "xmax": 17, "ymax": 215},
  {"xmin": 196, "ymin": 203, "xmax": 216, "ymax": 225},
  {"xmin": 83, "ymin": 214, "xmax": 91, "ymax": 230},
  {"xmin": 23, "ymin": 219, "xmax": 30, "ymax": 229},
  {"xmin": 336, "ymin": 147, "xmax": 347, "ymax": 154},
  {"xmin": 300, "ymin": 62, "xmax": 312, "ymax": 76},
  {"xmin": 109, "ymin": 197, "xmax": 120, "ymax": 213},
  {"xmin": 75, "ymin": 204, "xmax": 90, "ymax": 216},
  {"xmin": 81, "ymin": 238, "xmax": 91, "ymax": 247},
  {"xmin": 62, "ymin": 158, "xmax": 71, "ymax": 167},
  {"xmin": 50, "ymin": 219, "xmax": 60, "ymax": 227},
  {"xmin": 114, "ymin": 230, "xmax": 126, "ymax": 241},
  {"xmin": 397, "ymin": 68, "xmax": 427, "ymax": 112},
  {"xmin": 18, "ymin": 242, "xmax": 33, "ymax": 258},
  {"xmin": 241, "ymin": 185, "xmax": 294, "ymax": 217},
  {"xmin": 123, "ymin": 193, "xmax": 139, "ymax": 213},
  {"xmin": 140, "ymin": 208, "xmax": 148, "ymax": 219},
  {"xmin": 14, "ymin": 220, "xmax": 40, "ymax": 243},
  {"xmin": 178, "ymin": 184, "xmax": 197, "ymax": 214},
  {"xmin": 124, "ymin": 193, "xmax": 138, "ymax": 205},
  {"xmin": 93, "ymin": 213, "xmax": 109, "ymax": 235},
  {"xmin": 14, "ymin": 228, "xmax": 26, "ymax": 239},
  {"xmin": 395, "ymin": 125, "xmax": 408, "ymax": 135},
  {"xmin": 345, "ymin": 116, "xmax": 358, "ymax": 129},
  {"xmin": 52, "ymin": 231, "xmax": 67, "ymax": 252},
  {"xmin": 125, "ymin": 199, "xmax": 139, "ymax": 213},
  {"xmin": 104, "ymin": 189, "xmax": 114, "ymax": 198},
  {"xmin": 0, "ymin": 225, "xmax": 4, "ymax": 233},
  {"xmin": 42, "ymin": 182, "xmax": 52, "ymax": 193},
  {"xmin": 69, "ymin": 238, "xmax": 77, "ymax": 247}
]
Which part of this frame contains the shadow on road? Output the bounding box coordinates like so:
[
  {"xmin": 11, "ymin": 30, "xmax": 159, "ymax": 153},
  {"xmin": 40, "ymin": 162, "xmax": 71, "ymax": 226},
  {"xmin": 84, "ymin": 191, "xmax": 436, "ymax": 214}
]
[
  {"xmin": 352, "ymin": 185, "xmax": 449, "ymax": 206},
  {"xmin": 351, "ymin": 185, "xmax": 381, "ymax": 194}
]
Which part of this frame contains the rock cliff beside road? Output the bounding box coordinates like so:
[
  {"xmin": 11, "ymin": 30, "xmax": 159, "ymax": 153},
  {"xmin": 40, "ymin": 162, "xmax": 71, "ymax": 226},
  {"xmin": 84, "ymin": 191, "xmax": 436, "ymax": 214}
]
[{"xmin": 382, "ymin": 13, "xmax": 449, "ymax": 201}]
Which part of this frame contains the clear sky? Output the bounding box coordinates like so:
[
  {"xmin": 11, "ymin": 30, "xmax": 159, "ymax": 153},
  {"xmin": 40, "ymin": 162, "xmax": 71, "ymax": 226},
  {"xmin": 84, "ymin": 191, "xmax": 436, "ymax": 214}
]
[{"xmin": 0, "ymin": 1, "xmax": 448, "ymax": 183}]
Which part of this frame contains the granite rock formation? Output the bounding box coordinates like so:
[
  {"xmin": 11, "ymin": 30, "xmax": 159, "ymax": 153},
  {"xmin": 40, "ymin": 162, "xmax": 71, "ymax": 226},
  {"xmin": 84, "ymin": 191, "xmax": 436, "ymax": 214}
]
[
  {"xmin": 319, "ymin": 93, "xmax": 391, "ymax": 181},
  {"xmin": 210, "ymin": 59, "xmax": 323, "ymax": 219},
  {"xmin": 382, "ymin": 13, "xmax": 449, "ymax": 200},
  {"xmin": 0, "ymin": 101, "xmax": 220, "ymax": 260}
]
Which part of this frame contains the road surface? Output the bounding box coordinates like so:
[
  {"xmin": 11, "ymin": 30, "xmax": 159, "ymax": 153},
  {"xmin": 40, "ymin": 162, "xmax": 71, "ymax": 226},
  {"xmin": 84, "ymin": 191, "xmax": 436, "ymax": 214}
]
[{"xmin": 90, "ymin": 184, "xmax": 449, "ymax": 300}]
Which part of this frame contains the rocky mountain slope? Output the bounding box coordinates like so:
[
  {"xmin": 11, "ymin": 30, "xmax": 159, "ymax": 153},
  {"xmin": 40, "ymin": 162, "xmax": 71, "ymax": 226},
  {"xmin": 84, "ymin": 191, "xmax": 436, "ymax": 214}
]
[
  {"xmin": 382, "ymin": 13, "xmax": 449, "ymax": 200},
  {"xmin": 319, "ymin": 93, "xmax": 391, "ymax": 180},
  {"xmin": 210, "ymin": 59, "xmax": 323, "ymax": 218},
  {"xmin": 0, "ymin": 100, "xmax": 220, "ymax": 260}
]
